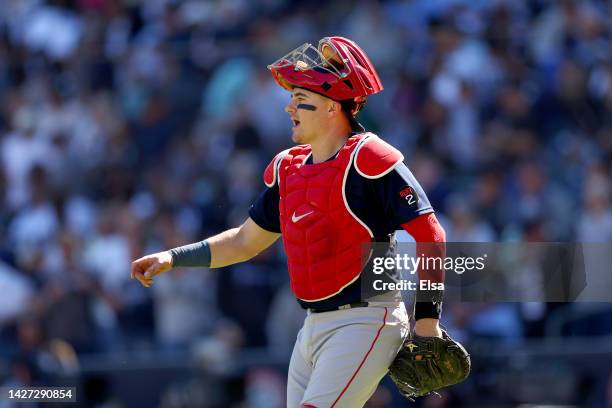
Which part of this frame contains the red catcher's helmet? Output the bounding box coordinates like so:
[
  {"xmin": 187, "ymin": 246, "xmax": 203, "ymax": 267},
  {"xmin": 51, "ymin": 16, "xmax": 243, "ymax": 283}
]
[{"xmin": 268, "ymin": 36, "xmax": 383, "ymax": 115}]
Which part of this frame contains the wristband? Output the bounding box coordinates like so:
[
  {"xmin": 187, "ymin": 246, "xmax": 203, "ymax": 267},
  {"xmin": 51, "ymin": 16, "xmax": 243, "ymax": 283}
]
[
  {"xmin": 414, "ymin": 288, "xmax": 443, "ymax": 320},
  {"xmin": 168, "ymin": 240, "xmax": 211, "ymax": 267},
  {"xmin": 414, "ymin": 301, "xmax": 443, "ymax": 320}
]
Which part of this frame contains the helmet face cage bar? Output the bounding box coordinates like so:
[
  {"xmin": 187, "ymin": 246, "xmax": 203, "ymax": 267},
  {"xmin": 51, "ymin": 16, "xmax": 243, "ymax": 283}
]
[{"xmin": 267, "ymin": 42, "xmax": 351, "ymax": 80}]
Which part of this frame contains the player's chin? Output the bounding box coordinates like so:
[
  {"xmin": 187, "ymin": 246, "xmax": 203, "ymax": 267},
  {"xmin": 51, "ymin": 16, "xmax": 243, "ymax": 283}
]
[{"xmin": 291, "ymin": 130, "xmax": 303, "ymax": 144}]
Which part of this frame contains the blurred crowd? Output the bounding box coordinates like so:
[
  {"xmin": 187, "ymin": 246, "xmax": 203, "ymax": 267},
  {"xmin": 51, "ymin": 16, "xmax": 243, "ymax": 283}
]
[{"xmin": 0, "ymin": 0, "xmax": 611, "ymax": 406}]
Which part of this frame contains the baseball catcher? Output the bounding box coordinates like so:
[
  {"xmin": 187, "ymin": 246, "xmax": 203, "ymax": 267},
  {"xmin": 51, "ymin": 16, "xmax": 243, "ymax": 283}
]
[{"xmin": 132, "ymin": 35, "xmax": 470, "ymax": 407}]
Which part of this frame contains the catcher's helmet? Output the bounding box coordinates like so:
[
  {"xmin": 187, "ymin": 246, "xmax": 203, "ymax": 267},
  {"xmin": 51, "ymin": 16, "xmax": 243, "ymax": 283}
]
[{"xmin": 268, "ymin": 36, "xmax": 383, "ymax": 115}]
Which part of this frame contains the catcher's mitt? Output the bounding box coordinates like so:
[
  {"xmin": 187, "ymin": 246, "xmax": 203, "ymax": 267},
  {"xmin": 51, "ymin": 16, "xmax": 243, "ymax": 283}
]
[{"xmin": 388, "ymin": 329, "xmax": 470, "ymax": 399}]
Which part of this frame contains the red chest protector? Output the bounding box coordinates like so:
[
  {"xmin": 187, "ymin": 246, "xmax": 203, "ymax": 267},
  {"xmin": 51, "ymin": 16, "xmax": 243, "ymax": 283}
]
[{"xmin": 263, "ymin": 133, "xmax": 403, "ymax": 301}]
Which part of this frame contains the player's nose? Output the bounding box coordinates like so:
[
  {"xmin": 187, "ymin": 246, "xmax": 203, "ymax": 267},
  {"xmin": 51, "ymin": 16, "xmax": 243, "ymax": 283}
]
[{"xmin": 285, "ymin": 99, "xmax": 297, "ymax": 114}]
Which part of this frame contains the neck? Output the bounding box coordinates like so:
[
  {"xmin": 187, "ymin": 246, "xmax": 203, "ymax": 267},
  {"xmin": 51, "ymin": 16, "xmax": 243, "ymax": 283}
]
[{"xmin": 310, "ymin": 119, "xmax": 352, "ymax": 163}]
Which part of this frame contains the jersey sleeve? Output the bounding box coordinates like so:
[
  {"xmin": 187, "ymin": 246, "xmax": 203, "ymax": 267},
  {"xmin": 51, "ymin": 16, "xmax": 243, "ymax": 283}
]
[
  {"xmin": 372, "ymin": 162, "xmax": 433, "ymax": 229},
  {"xmin": 248, "ymin": 184, "xmax": 281, "ymax": 233}
]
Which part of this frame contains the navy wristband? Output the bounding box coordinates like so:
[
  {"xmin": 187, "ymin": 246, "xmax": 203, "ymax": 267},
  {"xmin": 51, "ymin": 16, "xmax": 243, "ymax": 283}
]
[
  {"xmin": 168, "ymin": 240, "xmax": 211, "ymax": 267},
  {"xmin": 414, "ymin": 288, "xmax": 443, "ymax": 320},
  {"xmin": 414, "ymin": 300, "xmax": 442, "ymax": 320}
]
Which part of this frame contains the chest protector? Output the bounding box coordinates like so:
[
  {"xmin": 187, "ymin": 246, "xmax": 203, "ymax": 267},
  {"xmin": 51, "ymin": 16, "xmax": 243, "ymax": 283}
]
[{"xmin": 263, "ymin": 133, "xmax": 403, "ymax": 301}]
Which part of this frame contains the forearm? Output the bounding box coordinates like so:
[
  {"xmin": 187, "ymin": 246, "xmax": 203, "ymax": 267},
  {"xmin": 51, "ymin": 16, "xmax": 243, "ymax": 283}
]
[
  {"xmin": 413, "ymin": 237, "xmax": 445, "ymax": 320},
  {"xmin": 169, "ymin": 228, "xmax": 255, "ymax": 268},
  {"xmin": 169, "ymin": 218, "xmax": 279, "ymax": 269},
  {"xmin": 401, "ymin": 212, "xmax": 446, "ymax": 322},
  {"xmin": 207, "ymin": 227, "xmax": 261, "ymax": 268}
]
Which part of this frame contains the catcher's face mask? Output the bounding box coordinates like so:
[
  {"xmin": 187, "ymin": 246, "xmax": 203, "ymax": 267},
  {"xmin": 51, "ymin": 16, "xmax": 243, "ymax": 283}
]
[{"xmin": 268, "ymin": 36, "xmax": 383, "ymax": 108}]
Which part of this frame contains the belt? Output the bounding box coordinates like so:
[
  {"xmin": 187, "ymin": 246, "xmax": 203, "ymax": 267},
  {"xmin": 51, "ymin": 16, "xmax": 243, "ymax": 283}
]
[{"xmin": 309, "ymin": 302, "xmax": 369, "ymax": 313}]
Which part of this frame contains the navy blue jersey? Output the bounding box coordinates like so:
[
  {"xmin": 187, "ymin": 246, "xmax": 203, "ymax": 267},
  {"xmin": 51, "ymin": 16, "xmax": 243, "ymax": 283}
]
[{"xmin": 249, "ymin": 154, "xmax": 432, "ymax": 310}]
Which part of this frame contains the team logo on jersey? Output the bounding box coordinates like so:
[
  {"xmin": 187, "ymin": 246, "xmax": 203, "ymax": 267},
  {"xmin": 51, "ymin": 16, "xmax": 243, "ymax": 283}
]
[{"xmin": 399, "ymin": 185, "xmax": 418, "ymax": 207}]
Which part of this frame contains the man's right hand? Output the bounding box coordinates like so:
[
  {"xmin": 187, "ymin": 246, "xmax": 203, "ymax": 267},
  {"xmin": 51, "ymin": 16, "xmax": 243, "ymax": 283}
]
[{"xmin": 131, "ymin": 251, "xmax": 173, "ymax": 287}]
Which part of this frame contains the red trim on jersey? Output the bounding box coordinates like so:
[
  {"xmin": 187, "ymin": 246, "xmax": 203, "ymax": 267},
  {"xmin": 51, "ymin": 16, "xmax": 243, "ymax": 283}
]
[
  {"xmin": 401, "ymin": 212, "xmax": 446, "ymax": 283},
  {"xmin": 330, "ymin": 307, "xmax": 388, "ymax": 408},
  {"xmin": 301, "ymin": 405, "xmax": 318, "ymax": 408}
]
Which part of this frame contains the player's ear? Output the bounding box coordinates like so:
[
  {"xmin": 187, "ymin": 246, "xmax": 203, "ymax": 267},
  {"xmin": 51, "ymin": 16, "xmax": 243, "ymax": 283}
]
[{"xmin": 328, "ymin": 100, "xmax": 340, "ymax": 114}]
